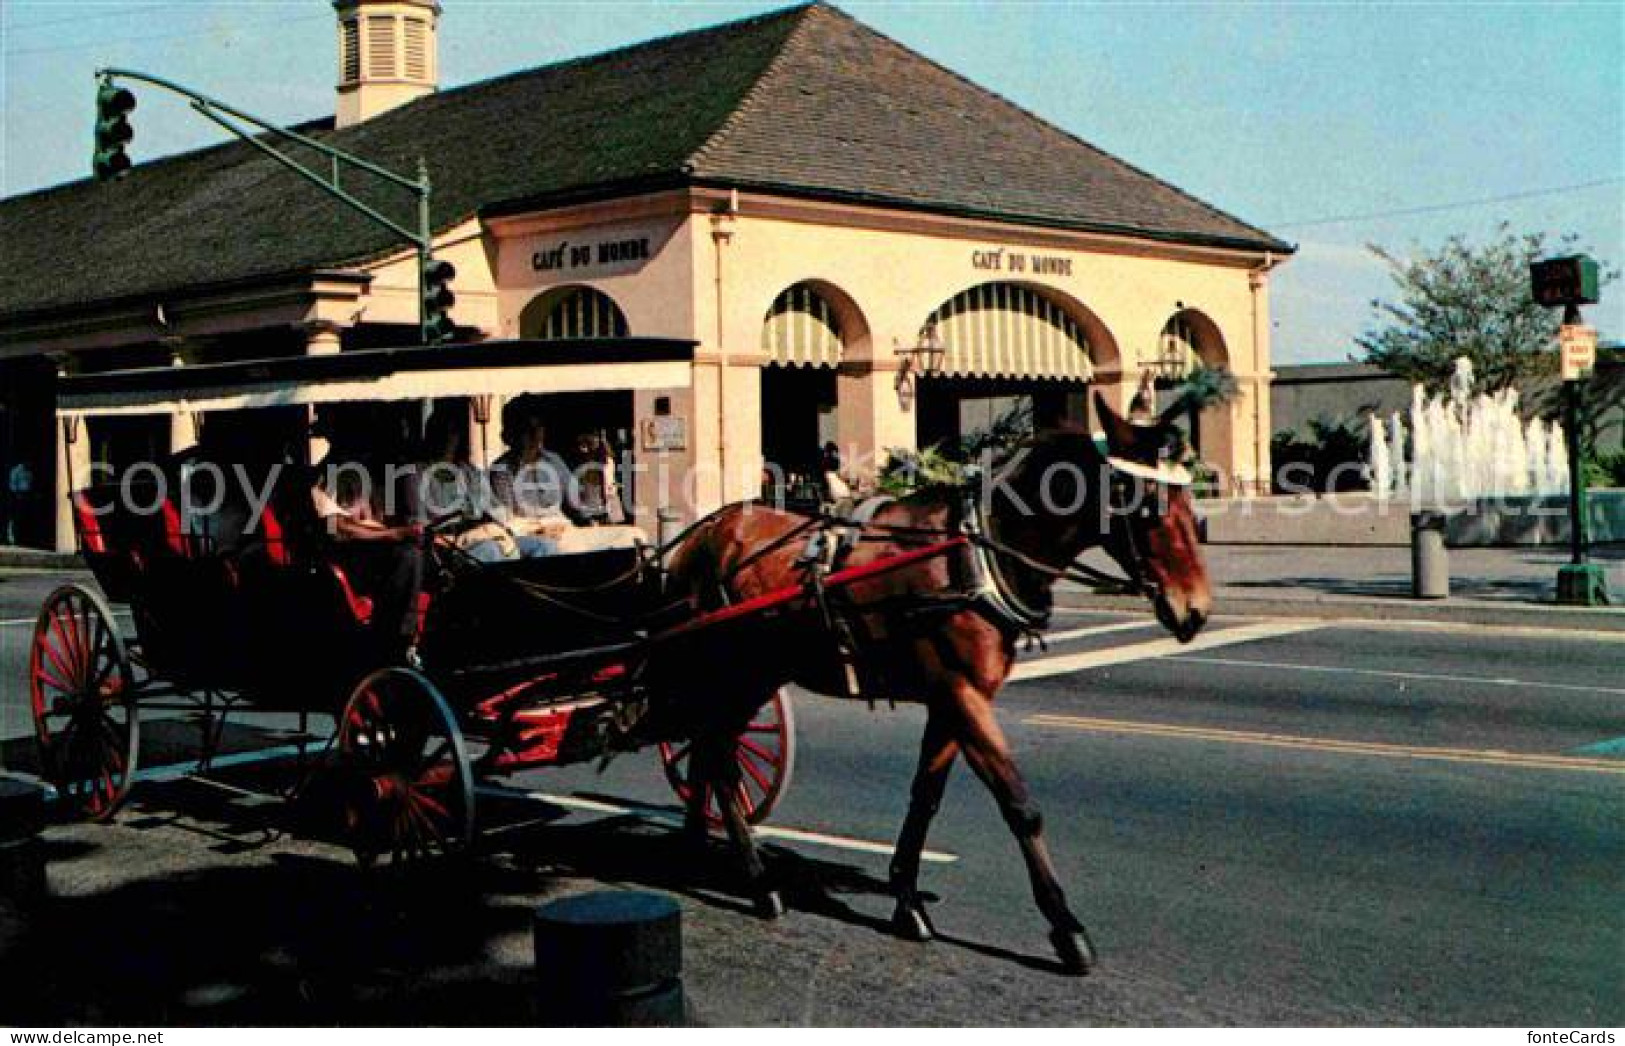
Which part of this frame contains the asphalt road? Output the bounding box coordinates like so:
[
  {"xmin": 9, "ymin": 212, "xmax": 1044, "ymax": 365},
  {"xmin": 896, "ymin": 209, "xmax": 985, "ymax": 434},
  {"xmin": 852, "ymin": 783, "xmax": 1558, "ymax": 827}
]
[{"xmin": 0, "ymin": 568, "xmax": 1621, "ymax": 1026}]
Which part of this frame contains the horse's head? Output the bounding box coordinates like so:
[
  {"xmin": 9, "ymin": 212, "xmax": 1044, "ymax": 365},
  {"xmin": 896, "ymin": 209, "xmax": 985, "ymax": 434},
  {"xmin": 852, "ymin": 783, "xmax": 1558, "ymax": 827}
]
[{"xmin": 1093, "ymin": 394, "xmax": 1212, "ymax": 642}]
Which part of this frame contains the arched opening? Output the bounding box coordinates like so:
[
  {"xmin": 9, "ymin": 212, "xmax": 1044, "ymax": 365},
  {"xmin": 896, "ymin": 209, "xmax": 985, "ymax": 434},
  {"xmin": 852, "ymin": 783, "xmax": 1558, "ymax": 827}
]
[
  {"xmin": 509, "ymin": 286, "xmax": 635, "ymax": 493},
  {"xmin": 1155, "ymin": 307, "xmax": 1232, "ymax": 474},
  {"xmin": 759, "ymin": 282, "xmax": 853, "ymax": 490},
  {"xmin": 519, "ymin": 285, "xmax": 630, "ymax": 340},
  {"xmin": 915, "ymin": 282, "xmax": 1111, "ymax": 450}
]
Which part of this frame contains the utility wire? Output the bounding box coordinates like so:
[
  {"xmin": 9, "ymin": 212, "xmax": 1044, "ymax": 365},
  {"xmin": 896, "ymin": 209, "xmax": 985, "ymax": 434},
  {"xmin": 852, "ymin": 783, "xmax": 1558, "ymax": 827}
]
[
  {"xmin": 1270, "ymin": 177, "xmax": 1624, "ymax": 229},
  {"xmin": 2, "ymin": 14, "xmax": 327, "ymax": 58},
  {"xmin": 4, "ymin": 5, "xmax": 189, "ymax": 34}
]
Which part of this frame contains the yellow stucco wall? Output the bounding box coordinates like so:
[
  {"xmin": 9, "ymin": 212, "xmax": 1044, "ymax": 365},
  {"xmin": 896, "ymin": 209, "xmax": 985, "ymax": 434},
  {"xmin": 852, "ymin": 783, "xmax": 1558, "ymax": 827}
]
[{"xmin": 458, "ymin": 189, "xmax": 1281, "ymax": 516}]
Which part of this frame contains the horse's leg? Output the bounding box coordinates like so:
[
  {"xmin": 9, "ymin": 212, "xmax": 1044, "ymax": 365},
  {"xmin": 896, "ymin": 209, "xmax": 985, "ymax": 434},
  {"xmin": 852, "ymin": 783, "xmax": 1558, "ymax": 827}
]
[
  {"xmin": 713, "ymin": 733, "xmax": 784, "ymax": 920},
  {"xmin": 681, "ymin": 737, "xmax": 713, "ymax": 848},
  {"xmin": 952, "ymin": 683, "xmax": 1097, "ymax": 975},
  {"xmin": 889, "ymin": 712, "xmax": 959, "ymax": 942}
]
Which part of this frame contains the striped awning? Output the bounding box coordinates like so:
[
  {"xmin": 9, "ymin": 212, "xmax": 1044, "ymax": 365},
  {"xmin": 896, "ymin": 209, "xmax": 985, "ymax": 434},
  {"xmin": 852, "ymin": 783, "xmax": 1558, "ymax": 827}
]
[
  {"xmin": 530, "ymin": 287, "xmax": 630, "ymax": 340},
  {"xmin": 928, "ymin": 283, "xmax": 1093, "ymax": 381},
  {"xmin": 761, "ymin": 283, "xmax": 843, "ymax": 368}
]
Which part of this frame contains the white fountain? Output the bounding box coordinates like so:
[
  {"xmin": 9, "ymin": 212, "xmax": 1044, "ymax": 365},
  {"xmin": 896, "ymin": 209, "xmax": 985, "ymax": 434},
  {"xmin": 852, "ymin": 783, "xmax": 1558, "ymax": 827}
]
[{"xmin": 1368, "ymin": 357, "xmax": 1568, "ymax": 505}]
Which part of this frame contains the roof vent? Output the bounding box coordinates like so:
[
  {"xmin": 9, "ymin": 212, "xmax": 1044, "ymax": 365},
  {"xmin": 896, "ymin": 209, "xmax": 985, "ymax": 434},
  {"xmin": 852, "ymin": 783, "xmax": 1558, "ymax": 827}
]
[{"xmin": 334, "ymin": 0, "xmax": 439, "ymax": 128}]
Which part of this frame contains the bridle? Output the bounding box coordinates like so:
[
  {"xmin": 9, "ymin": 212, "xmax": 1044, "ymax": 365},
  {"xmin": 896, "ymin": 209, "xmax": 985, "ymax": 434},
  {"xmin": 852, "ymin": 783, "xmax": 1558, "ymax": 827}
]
[{"xmin": 966, "ymin": 452, "xmax": 1193, "ymax": 630}]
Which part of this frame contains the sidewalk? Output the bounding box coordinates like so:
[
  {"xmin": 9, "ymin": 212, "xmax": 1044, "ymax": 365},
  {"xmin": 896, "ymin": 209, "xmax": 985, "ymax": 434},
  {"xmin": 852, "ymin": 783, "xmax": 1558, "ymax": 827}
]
[
  {"xmin": 1059, "ymin": 542, "xmax": 1625, "ymax": 633},
  {"xmin": 0, "ymin": 544, "xmax": 82, "ymax": 570},
  {"xmin": 7, "ymin": 542, "xmax": 1624, "ymax": 632}
]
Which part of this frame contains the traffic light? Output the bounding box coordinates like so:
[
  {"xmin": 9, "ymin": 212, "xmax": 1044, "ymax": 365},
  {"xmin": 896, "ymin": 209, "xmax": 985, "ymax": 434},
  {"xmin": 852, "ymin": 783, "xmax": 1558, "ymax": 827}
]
[
  {"xmin": 93, "ymin": 80, "xmax": 136, "ymax": 182},
  {"xmin": 421, "ymin": 256, "xmax": 457, "ymax": 344}
]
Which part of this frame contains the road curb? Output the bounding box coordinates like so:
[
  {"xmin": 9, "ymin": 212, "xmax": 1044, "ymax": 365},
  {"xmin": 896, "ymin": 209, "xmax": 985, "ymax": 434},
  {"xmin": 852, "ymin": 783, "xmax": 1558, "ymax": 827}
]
[
  {"xmin": 1055, "ymin": 588, "xmax": 1625, "ymax": 633},
  {"xmin": 0, "ymin": 547, "xmax": 82, "ymax": 571}
]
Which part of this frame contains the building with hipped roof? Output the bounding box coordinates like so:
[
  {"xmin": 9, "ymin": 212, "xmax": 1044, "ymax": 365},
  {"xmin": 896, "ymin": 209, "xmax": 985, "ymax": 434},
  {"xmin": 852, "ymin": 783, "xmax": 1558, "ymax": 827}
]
[{"xmin": 0, "ymin": 1, "xmax": 1291, "ymax": 550}]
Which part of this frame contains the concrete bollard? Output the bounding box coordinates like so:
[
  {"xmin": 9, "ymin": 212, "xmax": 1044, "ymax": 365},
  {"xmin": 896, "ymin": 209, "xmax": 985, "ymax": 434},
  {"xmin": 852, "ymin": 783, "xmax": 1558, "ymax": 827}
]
[
  {"xmin": 533, "ymin": 890, "xmax": 686, "ymax": 1027},
  {"xmin": 656, "ymin": 507, "xmax": 681, "ymax": 575},
  {"xmin": 1410, "ymin": 511, "xmax": 1449, "ymax": 599},
  {"xmin": 0, "ymin": 776, "xmax": 49, "ymax": 959}
]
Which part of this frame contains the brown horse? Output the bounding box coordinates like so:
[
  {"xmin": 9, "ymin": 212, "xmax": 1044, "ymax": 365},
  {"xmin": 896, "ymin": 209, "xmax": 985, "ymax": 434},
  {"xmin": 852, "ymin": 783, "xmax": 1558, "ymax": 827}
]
[{"xmin": 660, "ymin": 394, "xmax": 1211, "ymax": 974}]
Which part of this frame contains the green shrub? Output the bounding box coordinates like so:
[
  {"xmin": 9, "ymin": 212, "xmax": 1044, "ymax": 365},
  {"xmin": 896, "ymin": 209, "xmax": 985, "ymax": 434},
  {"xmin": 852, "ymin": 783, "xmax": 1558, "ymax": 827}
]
[{"xmin": 1582, "ymin": 450, "xmax": 1625, "ymax": 489}]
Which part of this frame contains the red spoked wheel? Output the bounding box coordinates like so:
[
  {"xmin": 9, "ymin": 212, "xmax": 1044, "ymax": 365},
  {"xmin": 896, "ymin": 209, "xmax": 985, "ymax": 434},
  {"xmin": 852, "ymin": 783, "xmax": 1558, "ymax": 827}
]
[
  {"xmin": 659, "ymin": 690, "xmax": 795, "ymax": 829},
  {"xmin": 337, "ymin": 667, "xmax": 475, "ymax": 868},
  {"xmin": 29, "ymin": 584, "xmax": 138, "ymax": 822}
]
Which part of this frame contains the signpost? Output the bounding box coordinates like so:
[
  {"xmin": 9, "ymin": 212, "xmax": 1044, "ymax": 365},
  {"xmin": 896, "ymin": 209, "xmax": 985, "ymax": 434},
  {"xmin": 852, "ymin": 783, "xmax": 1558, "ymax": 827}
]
[
  {"xmin": 1559, "ymin": 323, "xmax": 1597, "ymax": 382},
  {"xmin": 1531, "ymin": 255, "xmax": 1609, "ymax": 606}
]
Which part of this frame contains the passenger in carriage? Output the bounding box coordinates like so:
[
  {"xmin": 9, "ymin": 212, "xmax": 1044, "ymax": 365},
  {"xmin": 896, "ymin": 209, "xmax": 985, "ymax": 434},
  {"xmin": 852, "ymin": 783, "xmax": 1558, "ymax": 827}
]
[
  {"xmin": 310, "ymin": 407, "xmax": 426, "ymax": 659},
  {"xmin": 417, "ymin": 405, "xmax": 516, "ymax": 563},
  {"xmin": 488, "ymin": 398, "xmax": 580, "ymax": 558},
  {"xmin": 569, "ymin": 429, "xmax": 623, "ymax": 526}
]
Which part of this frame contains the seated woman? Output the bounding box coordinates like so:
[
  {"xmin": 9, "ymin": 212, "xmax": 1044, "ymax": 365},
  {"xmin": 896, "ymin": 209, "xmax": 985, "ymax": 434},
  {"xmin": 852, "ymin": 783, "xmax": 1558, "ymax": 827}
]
[
  {"xmin": 418, "ymin": 406, "xmax": 516, "ymax": 564},
  {"xmin": 489, "ymin": 401, "xmax": 578, "ymax": 558}
]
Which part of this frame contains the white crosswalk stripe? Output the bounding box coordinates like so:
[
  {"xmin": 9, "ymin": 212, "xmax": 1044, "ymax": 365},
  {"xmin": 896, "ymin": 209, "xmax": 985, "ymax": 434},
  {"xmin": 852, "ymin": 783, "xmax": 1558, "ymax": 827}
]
[{"xmin": 1011, "ymin": 620, "xmax": 1325, "ymax": 681}]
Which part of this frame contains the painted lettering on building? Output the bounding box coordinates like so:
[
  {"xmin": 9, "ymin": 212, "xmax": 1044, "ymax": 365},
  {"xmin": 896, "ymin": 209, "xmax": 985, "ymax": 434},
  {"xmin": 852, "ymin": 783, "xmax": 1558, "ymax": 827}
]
[
  {"xmin": 532, "ymin": 237, "xmax": 652, "ymax": 272},
  {"xmin": 971, "ymin": 248, "xmax": 1072, "ymax": 277}
]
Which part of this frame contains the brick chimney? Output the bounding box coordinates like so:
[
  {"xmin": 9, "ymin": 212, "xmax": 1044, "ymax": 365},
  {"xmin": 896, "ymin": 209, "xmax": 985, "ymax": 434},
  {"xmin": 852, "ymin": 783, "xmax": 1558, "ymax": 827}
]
[{"xmin": 334, "ymin": 0, "xmax": 439, "ymax": 128}]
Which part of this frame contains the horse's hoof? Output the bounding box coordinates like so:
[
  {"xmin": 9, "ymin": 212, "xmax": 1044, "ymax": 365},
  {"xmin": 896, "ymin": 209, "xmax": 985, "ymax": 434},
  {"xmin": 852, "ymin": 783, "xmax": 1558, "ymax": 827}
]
[
  {"xmin": 755, "ymin": 890, "xmax": 785, "ymax": 920},
  {"xmin": 1050, "ymin": 927, "xmax": 1097, "ymax": 976},
  {"xmin": 891, "ymin": 901, "xmax": 935, "ymax": 943}
]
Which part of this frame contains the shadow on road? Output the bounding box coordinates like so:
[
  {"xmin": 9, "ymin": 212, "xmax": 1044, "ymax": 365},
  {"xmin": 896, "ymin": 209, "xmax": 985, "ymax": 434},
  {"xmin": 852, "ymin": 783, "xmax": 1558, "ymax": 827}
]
[{"xmin": 2, "ymin": 773, "xmax": 1071, "ymax": 1025}]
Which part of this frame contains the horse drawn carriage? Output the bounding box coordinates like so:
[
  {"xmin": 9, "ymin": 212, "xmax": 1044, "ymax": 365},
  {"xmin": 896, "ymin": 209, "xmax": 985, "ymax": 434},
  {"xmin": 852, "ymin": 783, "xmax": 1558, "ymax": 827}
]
[
  {"xmin": 33, "ymin": 334, "xmax": 1213, "ymax": 971},
  {"xmin": 30, "ymin": 338, "xmax": 808, "ymax": 864}
]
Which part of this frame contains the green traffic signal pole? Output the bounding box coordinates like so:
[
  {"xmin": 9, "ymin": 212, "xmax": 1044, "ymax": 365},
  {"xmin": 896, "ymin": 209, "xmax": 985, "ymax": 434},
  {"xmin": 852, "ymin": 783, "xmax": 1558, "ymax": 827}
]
[
  {"xmin": 96, "ymin": 68, "xmax": 437, "ymax": 344},
  {"xmin": 1555, "ymin": 303, "xmax": 1608, "ymax": 607}
]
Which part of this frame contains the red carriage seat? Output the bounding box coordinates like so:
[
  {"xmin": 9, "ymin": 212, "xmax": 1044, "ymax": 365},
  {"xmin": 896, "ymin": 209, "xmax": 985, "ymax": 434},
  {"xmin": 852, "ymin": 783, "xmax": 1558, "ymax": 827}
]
[{"xmin": 253, "ymin": 500, "xmax": 373, "ymax": 630}]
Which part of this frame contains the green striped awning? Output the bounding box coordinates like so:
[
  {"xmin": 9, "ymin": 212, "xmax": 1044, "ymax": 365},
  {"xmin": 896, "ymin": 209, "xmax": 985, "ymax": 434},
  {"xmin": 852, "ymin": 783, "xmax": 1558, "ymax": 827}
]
[
  {"xmin": 530, "ymin": 287, "xmax": 630, "ymax": 340},
  {"xmin": 927, "ymin": 283, "xmax": 1092, "ymax": 381},
  {"xmin": 762, "ymin": 283, "xmax": 843, "ymax": 368}
]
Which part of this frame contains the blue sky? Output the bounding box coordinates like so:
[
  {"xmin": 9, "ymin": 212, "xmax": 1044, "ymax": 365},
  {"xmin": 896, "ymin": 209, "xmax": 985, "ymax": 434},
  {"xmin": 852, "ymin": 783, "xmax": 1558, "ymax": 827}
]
[{"xmin": 2, "ymin": 1, "xmax": 1620, "ymax": 362}]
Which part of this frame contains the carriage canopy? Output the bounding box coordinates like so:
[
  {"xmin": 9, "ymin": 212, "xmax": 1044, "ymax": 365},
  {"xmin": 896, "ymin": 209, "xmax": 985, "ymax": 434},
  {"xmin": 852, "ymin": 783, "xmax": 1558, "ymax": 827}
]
[{"xmin": 57, "ymin": 338, "xmax": 696, "ymax": 417}]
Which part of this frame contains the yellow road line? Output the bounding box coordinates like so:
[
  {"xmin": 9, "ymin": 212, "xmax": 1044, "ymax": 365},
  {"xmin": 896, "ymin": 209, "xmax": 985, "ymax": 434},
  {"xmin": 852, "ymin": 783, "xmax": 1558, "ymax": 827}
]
[{"xmin": 1025, "ymin": 713, "xmax": 1625, "ymax": 776}]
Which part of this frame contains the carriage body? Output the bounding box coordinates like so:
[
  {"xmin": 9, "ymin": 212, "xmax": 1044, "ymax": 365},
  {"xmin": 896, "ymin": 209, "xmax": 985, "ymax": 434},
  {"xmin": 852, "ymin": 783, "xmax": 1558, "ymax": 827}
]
[
  {"xmin": 33, "ymin": 337, "xmax": 813, "ymax": 855},
  {"xmin": 35, "ymin": 438, "xmax": 795, "ymax": 853}
]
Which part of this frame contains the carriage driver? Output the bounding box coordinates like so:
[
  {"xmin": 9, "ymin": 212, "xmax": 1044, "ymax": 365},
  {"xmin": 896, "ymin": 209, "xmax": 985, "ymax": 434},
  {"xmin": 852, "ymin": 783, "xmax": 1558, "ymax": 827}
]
[{"xmin": 310, "ymin": 408, "xmax": 426, "ymax": 662}]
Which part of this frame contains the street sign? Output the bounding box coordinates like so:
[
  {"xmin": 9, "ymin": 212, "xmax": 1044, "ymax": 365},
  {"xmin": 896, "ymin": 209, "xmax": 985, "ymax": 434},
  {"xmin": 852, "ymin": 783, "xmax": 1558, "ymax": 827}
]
[
  {"xmin": 1530, "ymin": 255, "xmax": 1601, "ymax": 307},
  {"xmin": 1560, "ymin": 323, "xmax": 1597, "ymax": 381}
]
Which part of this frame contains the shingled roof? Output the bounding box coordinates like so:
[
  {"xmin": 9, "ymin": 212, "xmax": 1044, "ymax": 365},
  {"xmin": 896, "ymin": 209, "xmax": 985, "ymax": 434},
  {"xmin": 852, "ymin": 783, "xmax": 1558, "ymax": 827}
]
[{"xmin": 0, "ymin": 3, "xmax": 1290, "ymax": 324}]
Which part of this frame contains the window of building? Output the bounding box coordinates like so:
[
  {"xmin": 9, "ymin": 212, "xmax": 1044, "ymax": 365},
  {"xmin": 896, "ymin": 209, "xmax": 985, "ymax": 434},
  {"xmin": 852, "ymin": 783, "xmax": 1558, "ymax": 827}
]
[
  {"xmin": 522, "ymin": 287, "xmax": 630, "ymax": 340},
  {"xmin": 340, "ymin": 19, "xmax": 361, "ymax": 83},
  {"xmin": 403, "ymin": 17, "xmax": 429, "ymax": 80},
  {"xmin": 366, "ymin": 15, "xmax": 397, "ymax": 78}
]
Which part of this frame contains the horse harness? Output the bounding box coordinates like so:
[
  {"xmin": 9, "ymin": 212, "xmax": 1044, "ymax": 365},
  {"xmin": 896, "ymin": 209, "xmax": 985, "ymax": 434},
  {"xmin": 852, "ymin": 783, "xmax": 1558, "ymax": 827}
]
[{"xmin": 787, "ymin": 480, "xmax": 1158, "ymax": 705}]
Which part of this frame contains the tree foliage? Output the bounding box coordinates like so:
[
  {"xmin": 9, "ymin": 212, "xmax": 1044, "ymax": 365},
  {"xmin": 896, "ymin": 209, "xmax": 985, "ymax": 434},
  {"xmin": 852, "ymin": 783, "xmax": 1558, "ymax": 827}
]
[{"xmin": 1356, "ymin": 224, "xmax": 1615, "ymax": 395}]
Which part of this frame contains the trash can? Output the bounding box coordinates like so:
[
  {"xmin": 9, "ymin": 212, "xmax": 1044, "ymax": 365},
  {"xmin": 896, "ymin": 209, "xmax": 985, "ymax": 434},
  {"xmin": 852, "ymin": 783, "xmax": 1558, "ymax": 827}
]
[{"xmin": 1410, "ymin": 511, "xmax": 1449, "ymax": 599}]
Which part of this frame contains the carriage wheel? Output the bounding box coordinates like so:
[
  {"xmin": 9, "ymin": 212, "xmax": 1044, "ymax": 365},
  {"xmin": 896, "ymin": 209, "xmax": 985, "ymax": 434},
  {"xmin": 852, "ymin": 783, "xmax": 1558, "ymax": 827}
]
[
  {"xmin": 337, "ymin": 667, "xmax": 475, "ymax": 868},
  {"xmin": 659, "ymin": 690, "xmax": 795, "ymax": 829},
  {"xmin": 29, "ymin": 584, "xmax": 139, "ymax": 822}
]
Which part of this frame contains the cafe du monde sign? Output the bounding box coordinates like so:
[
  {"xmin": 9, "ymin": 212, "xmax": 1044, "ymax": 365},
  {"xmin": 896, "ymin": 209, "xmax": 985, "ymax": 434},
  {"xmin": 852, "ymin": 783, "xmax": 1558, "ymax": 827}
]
[
  {"xmin": 532, "ymin": 236, "xmax": 653, "ymax": 273},
  {"xmin": 971, "ymin": 247, "xmax": 1073, "ymax": 277}
]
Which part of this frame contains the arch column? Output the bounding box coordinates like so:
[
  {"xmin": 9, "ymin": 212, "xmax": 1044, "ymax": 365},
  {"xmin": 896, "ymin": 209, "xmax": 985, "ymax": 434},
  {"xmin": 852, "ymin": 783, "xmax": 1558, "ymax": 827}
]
[
  {"xmin": 163, "ymin": 337, "xmax": 201, "ymax": 456},
  {"xmin": 302, "ymin": 319, "xmax": 344, "ymax": 466},
  {"xmin": 52, "ymin": 356, "xmax": 91, "ymax": 553},
  {"xmin": 836, "ymin": 351, "xmax": 912, "ymax": 479}
]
